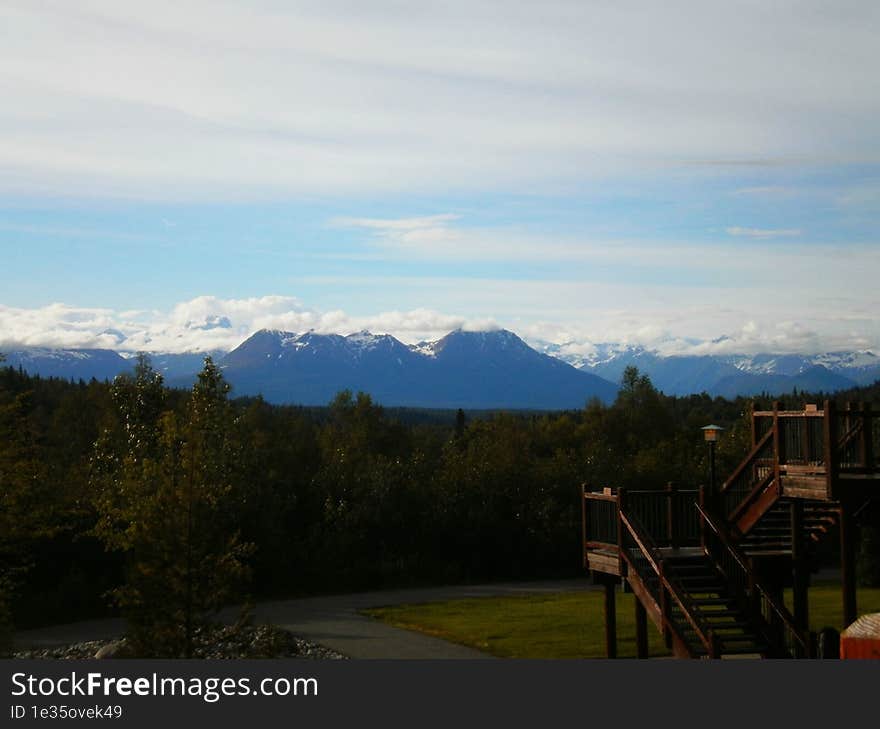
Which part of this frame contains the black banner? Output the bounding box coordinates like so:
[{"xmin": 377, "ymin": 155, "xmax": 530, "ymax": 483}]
[{"xmin": 3, "ymin": 659, "xmax": 877, "ymax": 728}]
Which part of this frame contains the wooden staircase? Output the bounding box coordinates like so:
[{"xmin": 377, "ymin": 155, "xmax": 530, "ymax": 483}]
[
  {"xmin": 661, "ymin": 552, "xmax": 769, "ymax": 657},
  {"xmin": 738, "ymin": 501, "xmax": 839, "ymax": 557},
  {"xmin": 582, "ymin": 401, "xmax": 879, "ymax": 659}
]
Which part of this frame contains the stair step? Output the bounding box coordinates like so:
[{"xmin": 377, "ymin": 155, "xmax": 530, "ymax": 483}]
[
  {"xmin": 678, "ymin": 575, "xmax": 722, "ymax": 584},
  {"xmin": 703, "ymin": 621, "xmax": 752, "ymax": 629},
  {"xmin": 743, "ymin": 550, "xmax": 792, "ymax": 557},
  {"xmin": 664, "ymin": 556, "xmax": 712, "ymax": 565}
]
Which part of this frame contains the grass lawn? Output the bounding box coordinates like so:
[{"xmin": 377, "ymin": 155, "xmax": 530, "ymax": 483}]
[{"xmin": 364, "ymin": 583, "xmax": 880, "ymax": 659}]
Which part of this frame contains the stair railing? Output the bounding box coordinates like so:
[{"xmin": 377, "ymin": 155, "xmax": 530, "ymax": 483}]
[
  {"xmin": 618, "ymin": 501, "xmax": 718, "ymax": 658},
  {"xmin": 719, "ymin": 428, "xmax": 775, "ymax": 522},
  {"xmin": 695, "ymin": 497, "xmax": 811, "ymax": 658}
]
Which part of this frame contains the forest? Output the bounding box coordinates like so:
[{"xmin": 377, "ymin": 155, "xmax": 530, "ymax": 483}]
[{"xmin": 1, "ymin": 354, "xmax": 878, "ymax": 655}]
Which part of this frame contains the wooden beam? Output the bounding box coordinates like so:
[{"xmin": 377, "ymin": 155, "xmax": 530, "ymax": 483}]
[
  {"xmin": 824, "ymin": 399, "xmax": 838, "ymax": 500},
  {"xmin": 839, "ymin": 501, "xmax": 857, "ymax": 629},
  {"xmin": 581, "ymin": 484, "xmax": 588, "ymax": 569},
  {"xmin": 603, "ymin": 580, "xmax": 617, "ymax": 659},
  {"xmin": 666, "ymin": 482, "xmax": 678, "ymax": 550},
  {"xmin": 772, "ymin": 401, "xmax": 782, "ymax": 496},
  {"xmin": 862, "ymin": 402, "xmax": 873, "ymax": 470}
]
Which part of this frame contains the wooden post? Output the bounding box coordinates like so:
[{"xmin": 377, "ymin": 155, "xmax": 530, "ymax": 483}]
[
  {"xmin": 790, "ymin": 500, "xmax": 808, "ymax": 656},
  {"xmin": 823, "ymin": 400, "xmax": 838, "ymax": 499},
  {"xmin": 772, "ymin": 401, "xmax": 781, "ymax": 493},
  {"xmin": 698, "ymin": 485, "xmax": 707, "ymax": 553},
  {"xmin": 581, "ymin": 484, "xmax": 588, "ymax": 569},
  {"xmin": 666, "ymin": 481, "xmax": 678, "ymax": 550},
  {"xmin": 635, "ymin": 598, "xmax": 648, "ymax": 658},
  {"xmin": 801, "ymin": 407, "xmax": 811, "ymax": 464},
  {"xmin": 751, "ymin": 401, "xmax": 758, "ymax": 449},
  {"xmin": 839, "ymin": 501, "xmax": 857, "ymax": 629},
  {"xmin": 861, "ymin": 403, "xmax": 873, "ymax": 470},
  {"xmin": 603, "ymin": 579, "xmax": 618, "ymax": 659}
]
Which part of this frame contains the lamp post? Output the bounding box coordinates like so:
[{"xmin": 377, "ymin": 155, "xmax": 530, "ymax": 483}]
[{"xmin": 701, "ymin": 424, "xmax": 725, "ymax": 497}]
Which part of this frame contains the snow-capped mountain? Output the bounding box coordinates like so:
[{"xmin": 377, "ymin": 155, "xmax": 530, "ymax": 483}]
[
  {"xmin": 539, "ymin": 342, "xmax": 880, "ymax": 396},
  {"xmin": 138, "ymin": 350, "xmax": 228, "ymax": 380},
  {"xmin": 4, "ymin": 330, "xmax": 878, "ymax": 404},
  {"xmin": 215, "ymin": 327, "xmax": 618, "ymax": 409},
  {"xmin": 1, "ymin": 348, "xmax": 131, "ymax": 381}
]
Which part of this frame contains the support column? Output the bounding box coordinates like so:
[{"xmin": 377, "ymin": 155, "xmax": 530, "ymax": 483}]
[
  {"xmin": 861, "ymin": 403, "xmax": 873, "ymax": 470},
  {"xmin": 839, "ymin": 502, "xmax": 857, "ymax": 628},
  {"xmin": 603, "ymin": 580, "xmax": 617, "ymax": 659},
  {"xmin": 823, "ymin": 400, "xmax": 838, "ymax": 500},
  {"xmin": 635, "ymin": 598, "xmax": 648, "ymax": 659},
  {"xmin": 791, "ymin": 500, "xmax": 809, "ymax": 657}
]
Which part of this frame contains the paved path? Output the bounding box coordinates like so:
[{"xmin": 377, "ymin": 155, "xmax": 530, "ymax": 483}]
[{"xmin": 15, "ymin": 578, "xmax": 597, "ymax": 659}]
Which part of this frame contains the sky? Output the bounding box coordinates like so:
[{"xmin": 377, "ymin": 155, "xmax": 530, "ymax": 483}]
[{"xmin": 1, "ymin": 0, "xmax": 879, "ymax": 356}]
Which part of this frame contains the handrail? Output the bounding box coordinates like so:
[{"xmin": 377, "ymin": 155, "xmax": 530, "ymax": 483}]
[
  {"xmin": 727, "ymin": 470, "xmax": 775, "ymax": 524},
  {"xmin": 583, "ymin": 490, "xmax": 618, "ymax": 503},
  {"xmin": 619, "ymin": 510, "xmax": 716, "ymax": 657},
  {"xmin": 583, "ymin": 487, "xmax": 619, "ymax": 549},
  {"xmin": 720, "ymin": 428, "xmax": 773, "ymax": 494},
  {"xmin": 695, "ymin": 501, "xmax": 810, "ymax": 657}
]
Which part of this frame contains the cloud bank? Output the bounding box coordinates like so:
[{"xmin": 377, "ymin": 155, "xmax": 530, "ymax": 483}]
[
  {"xmin": 0, "ymin": 294, "xmax": 876, "ymax": 358},
  {"xmin": 0, "ymin": 297, "xmax": 475, "ymax": 354}
]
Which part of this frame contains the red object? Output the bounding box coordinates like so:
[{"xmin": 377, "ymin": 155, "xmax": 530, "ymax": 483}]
[{"xmin": 840, "ymin": 613, "xmax": 880, "ymax": 659}]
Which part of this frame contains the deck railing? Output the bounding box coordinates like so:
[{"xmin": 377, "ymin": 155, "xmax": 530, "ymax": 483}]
[
  {"xmin": 582, "ymin": 489, "xmax": 618, "ymax": 550},
  {"xmin": 583, "ymin": 486, "xmax": 700, "ymax": 551},
  {"xmin": 719, "ymin": 402, "xmax": 878, "ymax": 521}
]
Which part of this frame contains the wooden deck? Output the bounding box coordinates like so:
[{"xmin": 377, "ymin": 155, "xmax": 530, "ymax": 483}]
[{"xmin": 582, "ymin": 401, "xmax": 879, "ymax": 659}]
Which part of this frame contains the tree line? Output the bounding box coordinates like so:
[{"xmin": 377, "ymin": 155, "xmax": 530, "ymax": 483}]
[{"xmin": 1, "ymin": 355, "xmax": 877, "ymax": 655}]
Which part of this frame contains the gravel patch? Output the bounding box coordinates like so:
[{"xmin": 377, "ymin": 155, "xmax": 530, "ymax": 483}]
[{"xmin": 14, "ymin": 624, "xmax": 347, "ymax": 660}]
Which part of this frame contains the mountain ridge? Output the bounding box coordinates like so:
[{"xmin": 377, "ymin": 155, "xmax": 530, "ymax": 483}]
[
  {"xmin": 4, "ymin": 330, "xmax": 880, "ymax": 405},
  {"xmin": 217, "ymin": 327, "xmax": 618, "ymax": 409}
]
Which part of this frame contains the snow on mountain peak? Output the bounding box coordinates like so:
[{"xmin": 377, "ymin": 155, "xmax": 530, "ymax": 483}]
[{"xmin": 346, "ymin": 330, "xmax": 386, "ymax": 351}]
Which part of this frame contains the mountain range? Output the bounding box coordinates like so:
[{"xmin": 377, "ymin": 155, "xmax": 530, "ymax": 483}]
[
  {"xmin": 3, "ymin": 330, "xmax": 879, "ymax": 408},
  {"xmin": 213, "ymin": 328, "xmax": 618, "ymax": 409},
  {"xmin": 538, "ymin": 342, "xmax": 880, "ymax": 397}
]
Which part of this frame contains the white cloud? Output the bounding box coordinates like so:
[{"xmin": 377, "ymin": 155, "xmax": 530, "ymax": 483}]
[
  {"xmin": 333, "ymin": 214, "xmax": 460, "ymax": 231},
  {"xmin": 1, "ymin": 288, "xmax": 878, "ymax": 358},
  {"xmin": 1, "ymin": 1, "xmax": 878, "ymax": 199},
  {"xmin": 726, "ymin": 227, "xmax": 802, "ymax": 238},
  {"xmin": 0, "ymin": 297, "xmax": 483, "ymax": 353}
]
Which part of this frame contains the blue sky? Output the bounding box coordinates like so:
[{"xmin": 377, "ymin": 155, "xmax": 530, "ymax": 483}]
[{"xmin": 1, "ymin": 1, "xmax": 879, "ymax": 355}]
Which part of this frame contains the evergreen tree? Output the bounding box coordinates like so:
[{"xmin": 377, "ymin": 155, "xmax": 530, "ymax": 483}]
[
  {"xmin": 0, "ymin": 376, "xmax": 57, "ymax": 655},
  {"xmin": 92, "ymin": 357, "xmax": 253, "ymax": 657}
]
